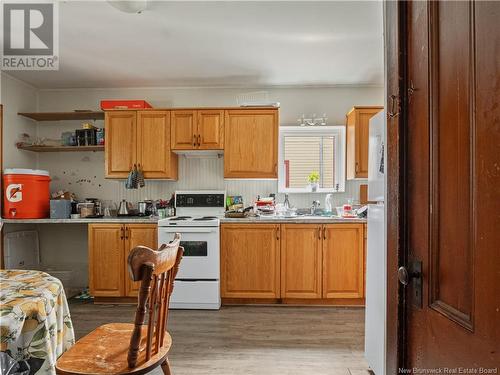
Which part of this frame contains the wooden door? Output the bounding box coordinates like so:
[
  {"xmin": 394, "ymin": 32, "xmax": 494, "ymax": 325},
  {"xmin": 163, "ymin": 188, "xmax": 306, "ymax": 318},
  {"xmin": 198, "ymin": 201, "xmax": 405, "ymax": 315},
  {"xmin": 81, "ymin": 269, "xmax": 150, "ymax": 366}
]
[
  {"xmin": 224, "ymin": 109, "xmax": 278, "ymax": 178},
  {"xmin": 88, "ymin": 224, "xmax": 125, "ymax": 297},
  {"xmin": 322, "ymin": 224, "xmax": 364, "ymax": 299},
  {"xmin": 137, "ymin": 111, "xmax": 177, "ymax": 179},
  {"xmin": 221, "ymin": 224, "xmax": 280, "ymax": 298},
  {"xmin": 197, "ymin": 110, "xmax": 224, "ymax": 149},
  {"xmin": 404, "ymin": 1, "xmax": 500, "ymax": 368},
  {"xmin": 281, "ymin": 224, "xmax": 322, "ymax": 299},
  {"xmin": 124, "ymin": 224, "xmax": 157, "ymax": 297},
  {"xmin": 105, "ymin": 111, "xmax": 137, "ymax": 178},
  {"xmin": 171, "ymin": 110, "xmax": 197, "ymax": 150}
]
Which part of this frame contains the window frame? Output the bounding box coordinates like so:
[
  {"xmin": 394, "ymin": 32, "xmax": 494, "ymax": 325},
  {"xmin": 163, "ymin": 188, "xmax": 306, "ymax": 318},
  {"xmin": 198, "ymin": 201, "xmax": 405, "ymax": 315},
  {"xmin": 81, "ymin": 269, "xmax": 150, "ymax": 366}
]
[{"xmin": 278, "ymin": 125, "xmax": 346, "ymax": 193}]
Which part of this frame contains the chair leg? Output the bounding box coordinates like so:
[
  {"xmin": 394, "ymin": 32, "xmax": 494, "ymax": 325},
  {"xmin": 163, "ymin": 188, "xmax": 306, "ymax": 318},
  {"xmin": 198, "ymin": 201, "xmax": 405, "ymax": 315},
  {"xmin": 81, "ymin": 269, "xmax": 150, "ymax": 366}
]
[{"xmin": 161, "ymin": 359, "xmax": 172, "ymax": 375}]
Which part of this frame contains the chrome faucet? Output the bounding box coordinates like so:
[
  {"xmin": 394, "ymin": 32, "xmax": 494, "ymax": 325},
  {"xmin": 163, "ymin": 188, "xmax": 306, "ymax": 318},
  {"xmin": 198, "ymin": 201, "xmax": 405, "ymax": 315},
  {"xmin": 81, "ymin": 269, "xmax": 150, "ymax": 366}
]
[
  {"xmin": 311, "ymin": 200, "xmax": 320, "ymax": 215},
  {"xmin": 283, "ymin": 194, "xmax": 291, "ymax": 210}
]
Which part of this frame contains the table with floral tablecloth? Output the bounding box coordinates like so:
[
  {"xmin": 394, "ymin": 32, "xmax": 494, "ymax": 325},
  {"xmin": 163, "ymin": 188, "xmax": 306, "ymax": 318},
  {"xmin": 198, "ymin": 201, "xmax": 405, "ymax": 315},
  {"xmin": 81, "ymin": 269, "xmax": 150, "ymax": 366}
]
[{"xmin": 0, "ymin": 270, "xmax": 75, "ymax": 375}]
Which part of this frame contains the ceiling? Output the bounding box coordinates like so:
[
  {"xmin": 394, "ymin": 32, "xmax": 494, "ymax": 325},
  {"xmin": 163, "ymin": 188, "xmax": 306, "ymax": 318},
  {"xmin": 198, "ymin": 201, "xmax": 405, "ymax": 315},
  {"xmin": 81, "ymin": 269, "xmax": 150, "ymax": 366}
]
[{"xmin": 6, "ymin": 1, "xmax": 384, "ymax": 89}]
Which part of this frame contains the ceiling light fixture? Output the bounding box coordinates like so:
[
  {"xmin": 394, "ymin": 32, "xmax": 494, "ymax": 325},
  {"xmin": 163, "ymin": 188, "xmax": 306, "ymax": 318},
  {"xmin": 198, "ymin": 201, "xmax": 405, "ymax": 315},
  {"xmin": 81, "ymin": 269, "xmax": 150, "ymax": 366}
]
[
  {"xmin": 107, "ymin": 0, "xmax": 148, "ymax": 14},
  {"xmin": 297, "ymin": 113, "xmax": 328, "ymax": 126}
]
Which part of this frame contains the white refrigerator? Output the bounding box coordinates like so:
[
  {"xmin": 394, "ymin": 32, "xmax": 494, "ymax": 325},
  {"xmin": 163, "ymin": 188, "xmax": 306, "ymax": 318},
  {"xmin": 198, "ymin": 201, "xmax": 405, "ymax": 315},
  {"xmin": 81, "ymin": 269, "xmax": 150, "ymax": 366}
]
[{"xmin": 364, "ymin": 110, "xmax": 386, "ymax": 375}]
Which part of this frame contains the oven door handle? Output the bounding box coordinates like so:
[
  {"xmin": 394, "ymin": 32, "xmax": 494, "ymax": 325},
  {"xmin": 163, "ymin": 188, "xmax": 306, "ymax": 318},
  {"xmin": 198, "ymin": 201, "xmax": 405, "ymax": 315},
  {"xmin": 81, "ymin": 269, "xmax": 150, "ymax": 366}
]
[{"xmin": 159, "ymin": 227, "xmax": 217, "ymax": 233}]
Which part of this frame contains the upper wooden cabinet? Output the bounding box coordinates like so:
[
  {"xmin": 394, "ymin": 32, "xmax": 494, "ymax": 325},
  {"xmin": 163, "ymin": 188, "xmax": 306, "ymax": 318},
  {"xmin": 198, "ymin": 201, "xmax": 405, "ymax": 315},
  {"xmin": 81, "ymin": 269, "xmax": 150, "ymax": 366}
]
[
  {"xmin": 105, "ymin": 111, "xmax": 137, "ymax": 178},
  {"xmin": 281, "ymin": 224, "xmax": 322, "ymax": 299},
  {"xmin": 346, "ymin": 106, "xmax": 383, "ymax": 179},
  {"xmin": 105, "ymin": 111, "xmax": 177, "ymax": 179},
  {"xmin": 171, "ymin": 109, "xmax": 224, "ymax": 150},
  {"xmin": 224, "ymin": 109, "xmax": 279, "ymax": 178},
  {"xmin": 221, "ymin": 223, "xmax": 281, "ymax": 299},
  {"xmin": 322, "ymin": 224, "xmax": 365, "ymax": 299}
]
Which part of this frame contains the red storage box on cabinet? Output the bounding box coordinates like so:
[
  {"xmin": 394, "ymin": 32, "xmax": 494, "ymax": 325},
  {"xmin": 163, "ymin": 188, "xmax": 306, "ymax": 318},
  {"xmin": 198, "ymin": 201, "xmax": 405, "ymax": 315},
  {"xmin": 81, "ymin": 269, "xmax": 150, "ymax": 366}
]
[
  {"xmin": 3, "ymin": 169, "xmax": 51, "ymax": 219},
  {"xmin": 100, "ymin": 100, "xmax": 153, "ymax": 110}
]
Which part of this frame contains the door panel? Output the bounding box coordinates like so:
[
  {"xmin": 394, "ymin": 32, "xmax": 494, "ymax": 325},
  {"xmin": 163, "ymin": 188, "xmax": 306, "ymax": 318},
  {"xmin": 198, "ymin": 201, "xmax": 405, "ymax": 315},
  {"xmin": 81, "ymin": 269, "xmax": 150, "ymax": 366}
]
[
  {"xmin": 221, "ymin": 224, "xmax": 280, "ymax": 298},
  {"xmin": 137, "ymin": 111, "xmax": 177, "ymax": 179},
  {"xmin": 105, "ymin": 112, "xmax": 136, "ymax": 178},
  {"xmin": 224, "ymin": 109, "xmax": 278, "ymax": 178},
  {"xmin": 88, "ymin": 224, "xmax": 124, "ymax": 297},
  {"xmin": 197, "ymin": 110, "xmax": 224, "ymax": 149},
  {"xmin": 171, "ymin": 110, "xmax": 197, "ymax": 149},
  {"xmin": 406, "ymin": 0, "xmax": 500, "ymax": 368},
  {"xmin": 124, "ymin": 224, "xmax": 157, "ymax": 297},
  {"xmin": 281, "ymin": 224, "xmax": 322, "ymax": 299},
  {"xmin": 322, "ymin": 224, "xmax": 364, "ymax": 299}
]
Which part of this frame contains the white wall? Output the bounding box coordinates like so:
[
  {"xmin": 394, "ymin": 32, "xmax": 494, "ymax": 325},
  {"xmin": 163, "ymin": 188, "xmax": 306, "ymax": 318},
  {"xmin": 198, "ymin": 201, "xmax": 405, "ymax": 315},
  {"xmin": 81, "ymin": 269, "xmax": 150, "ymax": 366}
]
[
  {"xmin": 36, "ymin": 86, "xmax": 383, "ymax": 208},
  {"xmin": 0, "ymin": 73, "xmax": 39, "ymax": 169}
]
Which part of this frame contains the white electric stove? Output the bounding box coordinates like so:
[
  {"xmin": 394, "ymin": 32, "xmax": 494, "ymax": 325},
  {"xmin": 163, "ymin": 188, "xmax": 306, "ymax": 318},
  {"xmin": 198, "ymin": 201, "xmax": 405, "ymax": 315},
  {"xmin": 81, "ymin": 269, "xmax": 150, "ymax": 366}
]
[{"xmin": 158, "ymin": 190, "xmax": 225, "ymax": 310}]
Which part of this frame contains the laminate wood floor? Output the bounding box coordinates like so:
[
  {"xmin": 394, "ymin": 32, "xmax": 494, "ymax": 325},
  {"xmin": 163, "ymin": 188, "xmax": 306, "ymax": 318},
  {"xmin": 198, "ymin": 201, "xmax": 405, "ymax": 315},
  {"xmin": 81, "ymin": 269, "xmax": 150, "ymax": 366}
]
[{"xmin": 69, "ymin": 301, "xmax": 370, "ymax": 375}]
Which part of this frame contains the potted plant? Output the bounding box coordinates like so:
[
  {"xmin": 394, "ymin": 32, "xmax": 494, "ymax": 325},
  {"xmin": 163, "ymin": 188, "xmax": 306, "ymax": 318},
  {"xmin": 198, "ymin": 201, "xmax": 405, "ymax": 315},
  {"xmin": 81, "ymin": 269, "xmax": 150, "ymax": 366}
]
[{"xmin": 307, "ymin": 171, "xmax": 320, "ymax": 192}]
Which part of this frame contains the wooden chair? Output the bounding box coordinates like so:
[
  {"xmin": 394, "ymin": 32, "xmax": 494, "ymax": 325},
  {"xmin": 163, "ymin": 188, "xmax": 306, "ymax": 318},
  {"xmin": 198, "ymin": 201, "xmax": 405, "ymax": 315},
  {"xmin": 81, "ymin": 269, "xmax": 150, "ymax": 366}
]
[{"xmin": 56, "ymin": 233, "xmax": 184, "ymax": 375}]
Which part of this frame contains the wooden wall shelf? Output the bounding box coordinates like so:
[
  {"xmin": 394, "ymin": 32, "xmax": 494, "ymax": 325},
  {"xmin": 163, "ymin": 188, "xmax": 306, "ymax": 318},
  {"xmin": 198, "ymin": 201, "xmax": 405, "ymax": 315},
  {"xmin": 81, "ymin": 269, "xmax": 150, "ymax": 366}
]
[
  {"xmin": 18, "ymin": 111, "xmax": 104, "ymax": 121},
  {"xmin": 17, "ymin": 145, "xmax": 104, "ymax": 152}
]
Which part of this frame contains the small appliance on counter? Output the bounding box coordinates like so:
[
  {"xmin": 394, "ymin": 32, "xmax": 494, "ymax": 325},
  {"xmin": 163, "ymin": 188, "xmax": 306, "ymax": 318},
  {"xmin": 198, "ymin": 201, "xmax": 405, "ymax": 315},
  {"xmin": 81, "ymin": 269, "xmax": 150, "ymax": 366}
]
[
  {"xmin": 118, "ymin": 199, "xmax": 130, "ymax": 216},
  {"xmin": 3, "ymin": 169, "xmax": 51, "ymax": 219},
  {"xmin": 50, "ymin": 200, "xmax": 72, "ymax": 219}
]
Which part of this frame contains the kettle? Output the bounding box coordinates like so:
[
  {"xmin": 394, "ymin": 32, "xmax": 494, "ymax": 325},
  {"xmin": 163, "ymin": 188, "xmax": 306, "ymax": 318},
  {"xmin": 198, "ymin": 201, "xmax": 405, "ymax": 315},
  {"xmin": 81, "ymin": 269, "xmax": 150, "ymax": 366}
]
[
  {"xmin": 118, "ymin": 199, "xmax": 130, "ymax": 216},
  {"xmin": 325, "ymin": 194, "xmax": 334, "ymax": 215}
]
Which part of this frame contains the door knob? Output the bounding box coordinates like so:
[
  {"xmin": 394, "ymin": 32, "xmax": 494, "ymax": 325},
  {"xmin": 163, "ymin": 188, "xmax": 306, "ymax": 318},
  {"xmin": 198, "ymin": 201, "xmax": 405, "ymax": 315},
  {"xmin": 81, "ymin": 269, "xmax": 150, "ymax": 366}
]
[{"xmin": 398, "ymin": 266, "xmax": 421, "ymax": 286}]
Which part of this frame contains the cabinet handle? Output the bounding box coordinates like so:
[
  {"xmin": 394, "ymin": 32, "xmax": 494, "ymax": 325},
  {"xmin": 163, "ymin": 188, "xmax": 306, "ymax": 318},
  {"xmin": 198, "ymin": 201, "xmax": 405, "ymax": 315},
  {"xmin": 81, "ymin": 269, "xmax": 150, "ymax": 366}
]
[
  {"xmin": 125, "ymin": 227, "xmax": 129, "ymax": 240},
  {"xmin": 276, "ymin": 226, "xmax": 280, "ymax": 240},
  {"xmin": 193, "ymin": 134, "xmax": 196, "ymax": 147},
  {"xmin": 198, "ymin": 134, "xmax": 201, "ymax": 147},
  {"xmin": 318, "ymin": 226, "xmax": 321, "ymax": 240},
  {"xmin": 120, "ymin": 226, "xmax": 124, "ymax": 240},
  {"xmin": 355, "ymin": 162, "xmax": 359, "ymax": 173},
  {"xmin": 323, "ymin": 227, "xmax": 327, "ymax": 240}
]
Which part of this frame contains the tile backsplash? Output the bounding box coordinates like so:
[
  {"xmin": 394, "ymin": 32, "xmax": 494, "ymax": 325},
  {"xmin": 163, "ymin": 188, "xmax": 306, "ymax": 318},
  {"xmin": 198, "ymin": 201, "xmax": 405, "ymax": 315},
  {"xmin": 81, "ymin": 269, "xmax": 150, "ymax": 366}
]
[{"xmin": 45, "ymin": 154, "xmax": 364, "ymax": 209}]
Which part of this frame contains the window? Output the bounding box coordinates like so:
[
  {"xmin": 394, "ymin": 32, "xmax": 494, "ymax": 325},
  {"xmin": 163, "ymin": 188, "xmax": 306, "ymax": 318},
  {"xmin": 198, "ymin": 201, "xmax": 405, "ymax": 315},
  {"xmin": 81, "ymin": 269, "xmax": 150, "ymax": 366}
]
[{"xmin": 278, "ymin": 126, "xmax": 346, "ymax": 193}]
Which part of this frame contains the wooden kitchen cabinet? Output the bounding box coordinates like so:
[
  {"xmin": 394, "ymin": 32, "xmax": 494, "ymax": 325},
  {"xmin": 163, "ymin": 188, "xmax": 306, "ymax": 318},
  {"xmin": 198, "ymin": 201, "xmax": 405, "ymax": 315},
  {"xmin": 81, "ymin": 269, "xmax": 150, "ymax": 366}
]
[
  {"xmin": 322, "ymin": 224, "xmax": 365, "ymax": 299},
  {"xmin": 221, "ymin": 224, "xmax": 280, "ymax": 298},
  {"xmin": 88, "ymin": 223, "xmax": 157, "ymax": 298},
  {"xmin": 224, "ymin": 109, "xmax": 279, "ymax": 178},
  {"xmin": 105, "ymin": 110, "xmax": 177, "ymax": 179},
  {"xmin": 281, "ymin": 224, "xmax": 322, "ymax": 299},
  {"xmin": 124, "ymin": 224, "xmax": 158, "ymax": 297},
  {"xmin": 105, "ymin": 111, "xmax": 137, "ymax": 178},
  {"xmin": 88, "ymin": 224, "xmax": 125, "ymax": 297},
  {"xmin": 171, "ymin": 109, "xmax": 224, "ymax": 150},
  {"xmin": 346, "ymin": 106, "xmax": 383, "ymax": 179}
]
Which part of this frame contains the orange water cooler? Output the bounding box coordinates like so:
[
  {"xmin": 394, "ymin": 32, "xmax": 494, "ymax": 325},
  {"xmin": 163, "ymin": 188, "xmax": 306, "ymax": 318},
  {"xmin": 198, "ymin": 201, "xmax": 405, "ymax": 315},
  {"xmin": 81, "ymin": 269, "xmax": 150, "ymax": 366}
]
[{"xmin": 3, "ymin": 169, "xmax": 51, "ymax": 219}]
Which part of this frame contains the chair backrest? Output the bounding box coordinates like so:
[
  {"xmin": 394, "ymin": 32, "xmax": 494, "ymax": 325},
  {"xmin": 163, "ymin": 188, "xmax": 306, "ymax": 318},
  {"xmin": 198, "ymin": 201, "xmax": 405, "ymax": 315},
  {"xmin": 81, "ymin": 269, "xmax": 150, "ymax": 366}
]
[{"xmin": 126, "ymin": 233, "xmax": 183, "ymax": 368}]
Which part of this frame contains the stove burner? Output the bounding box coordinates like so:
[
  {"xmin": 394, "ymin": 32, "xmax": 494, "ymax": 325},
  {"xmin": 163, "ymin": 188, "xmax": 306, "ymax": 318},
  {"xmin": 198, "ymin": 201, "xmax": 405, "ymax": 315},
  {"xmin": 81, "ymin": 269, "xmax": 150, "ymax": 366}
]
[
  {"xmin": 193, "ymin": 216, "xmax": 218, "ymax": 221},
  {"xmin": 169, "ymin": 216, "xmax": 192, "ymax": 221}
]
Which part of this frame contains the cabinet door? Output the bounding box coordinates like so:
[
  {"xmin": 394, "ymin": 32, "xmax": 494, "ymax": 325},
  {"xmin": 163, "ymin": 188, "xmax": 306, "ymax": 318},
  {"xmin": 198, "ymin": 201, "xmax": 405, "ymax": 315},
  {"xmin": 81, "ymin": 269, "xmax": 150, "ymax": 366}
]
[
  {"xmin": 105, "ymin": 111, "xmax": 137, "ymax": 178},
  {"xmin": 171, "ymin": 110, "xmax": 197, "ymax": 150},
  {"xmin": 224, "ymin": 109, "xmax": 279, "ymax": 178},
  {"xmin": 197, "ymin": 110, "xmax": 224, "ymax": 149},
  {"xmin": 221, "ymin": 224, "xmax": 280, "ymax": 298},
  {"xmin": 137, "ymin": 111, "xmax": 178, "ymax": 179},
  {"xmin": 124, "ymin": 224, "xmax": 157, "ymax": 297},
  {"xmin": 281, "ymin": 224, "xmax": 322, "ymax": 299},
  {"xmin": 88, "ymin": 224, "xmax": 125, "ymax": 297},
  {"xmin": 322, "ymin": 224, "xmax": 364, "ymax": 299}
]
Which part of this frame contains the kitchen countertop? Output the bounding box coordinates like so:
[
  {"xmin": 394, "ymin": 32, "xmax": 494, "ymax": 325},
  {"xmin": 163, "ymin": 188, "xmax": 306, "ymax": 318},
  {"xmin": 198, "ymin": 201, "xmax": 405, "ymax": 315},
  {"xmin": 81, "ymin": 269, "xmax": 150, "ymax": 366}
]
[
  {"xmin": 220, "ymin": 216, "xmax": 367, "ymax": 224},
  {"xmin": 1, "ymin": 216, "xmax": 366, "ymax": 225},
  {"xmin": 0, "ymin": 217, "xmax": 159, "ymax": 224}
]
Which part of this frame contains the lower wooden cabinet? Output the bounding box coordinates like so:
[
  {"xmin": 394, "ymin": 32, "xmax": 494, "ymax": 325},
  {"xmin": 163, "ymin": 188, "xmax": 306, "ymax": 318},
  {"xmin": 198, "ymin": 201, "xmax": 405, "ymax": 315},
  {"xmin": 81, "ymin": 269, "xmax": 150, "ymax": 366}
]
[
  {"xmin": 221, "ymin": 223, "xmax": 365, "ymax": 303},
  {"xmin": 88, "ymin": 223, "xmax": 157, "ymax": 298},
  {"xmin": 281, "ymin": 224, "xmax": 322, "ymax": 299},
  {"xmin": 221, "ymin": 224, "xmax": 280, "ymax": 298},
  {"xmin": 322, "ymin": 224, "xmax": 365, "ymax": 299}
]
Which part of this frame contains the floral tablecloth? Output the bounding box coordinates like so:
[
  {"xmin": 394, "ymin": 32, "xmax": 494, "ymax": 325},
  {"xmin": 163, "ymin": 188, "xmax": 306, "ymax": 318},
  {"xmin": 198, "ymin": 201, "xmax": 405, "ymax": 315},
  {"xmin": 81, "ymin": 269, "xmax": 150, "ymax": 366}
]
[{"xmin": 0, "ymin": 270, "xmax": 75, "ymax": 375}]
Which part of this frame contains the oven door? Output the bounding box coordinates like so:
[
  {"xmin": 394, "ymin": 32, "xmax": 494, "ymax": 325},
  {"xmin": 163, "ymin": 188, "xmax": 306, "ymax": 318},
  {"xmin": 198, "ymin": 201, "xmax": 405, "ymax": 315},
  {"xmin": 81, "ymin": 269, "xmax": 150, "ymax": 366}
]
[{"xmin": 158, "ymin": 226, "xmax": 219, "ymax": 280}]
